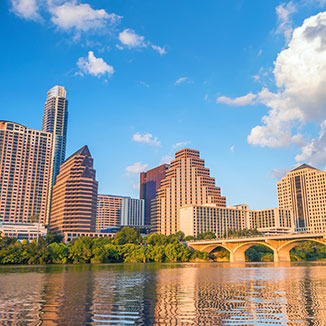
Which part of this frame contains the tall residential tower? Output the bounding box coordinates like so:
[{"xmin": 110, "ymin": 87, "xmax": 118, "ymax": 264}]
[
  {"xmin": 42, "ymin": 85, "xmax": 68, "ymax": 185},
  {"xmin": 0, "ymin": 121, "xmax": 52, "ymax": 224}
]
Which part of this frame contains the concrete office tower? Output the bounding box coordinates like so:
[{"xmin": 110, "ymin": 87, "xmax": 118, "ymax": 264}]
[
  {"xmin": 140, "ymin": 164, "xmax": 170, "ymax": 226},
  {"xmin": 49, "ymin": 146, "xmax": 98, "ymax": 233},
  {"xmin": 0, "ymin": 121, "xmax": 52, "ymax": 224},
  {"xmin": 277, "ymin": 164, "xmax": 326, "ymax": 233},
  {"xmin": 121, "ymin": 198, "xmax": 145, "ymax": 227},
  {"xmin": 152, "ymin": 148, "xmax": 226, "ymax": 235},
  {"xmin": 42, "ymin": 85, "xmax": 68, "ymax": 185},
  {"xmin": 96, "ymin": 194, "xmax": 129, "ymax": 230}
]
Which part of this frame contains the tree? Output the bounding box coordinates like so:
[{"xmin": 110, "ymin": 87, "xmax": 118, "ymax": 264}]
[
  {"xmin": 113, "ymin": 227, "xmax": 142, "ymax": 245},
  {"xmin": 68, "ymin": 237, "xmax": 93, "ymax": 263},
  {"xmin": 48, "ymin": 243, "xmax": 69, "ymax": 264}
]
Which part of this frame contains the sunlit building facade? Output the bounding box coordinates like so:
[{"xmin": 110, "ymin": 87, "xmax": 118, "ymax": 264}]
[
  {"xmin": 152, "ymin": 148, "xmax": 226, "ymax": 235},
  {"xmin": 96, "ymin": 194, "xmax": 128, "ymax": 230},
  {"xmin": 0, "ymin": 121, "xmax": 52, "ymax": 224},
  {"xmin": 180, "ymin": 204, "xmax": 293, "ymax": 237},
  {"xmin": 42, "ymin": 85, "xmax": 68, "ymax": 186},
  {"xmin": 121, "ymin": 198, "xmax": 145, "ymax": 227},
  {"xmin": 277, "ymin": 164, "xmax": 326, "ymax": 233},
  {"xmin": 49, "ymin": 145, "xmax": 98, "ymax": 233}
]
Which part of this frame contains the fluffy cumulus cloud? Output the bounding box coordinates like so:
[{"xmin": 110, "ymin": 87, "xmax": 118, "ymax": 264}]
[
  {"xmin": 132, "ymin": 132, "xmax": 160, "ymax": 146},
  {"xmin": 49, "ymin": 2, "xmax": 121, "ymax": 33},
  {"xmin": 119, "ymin": 29, "xmax": 146, "ymax": 48},
  {"xmin": 77, "ymin": 51, "xmax": 114, "ymax": 77},
  {"xmin": 126, "ymin": 162, "xmax": 148, "ymax": 174},
  {"xmin": 219, "ymin": 11, "xmax": 326, "ymax": 166},
  {"xmin": 10, "ymin": 0, "xmax": 40, "ymax": 20}
]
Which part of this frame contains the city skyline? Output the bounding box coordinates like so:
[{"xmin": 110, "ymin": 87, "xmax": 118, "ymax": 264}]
[{"xmin": 2, "ymin": 1, "xmax": 326, "ymax": 210}]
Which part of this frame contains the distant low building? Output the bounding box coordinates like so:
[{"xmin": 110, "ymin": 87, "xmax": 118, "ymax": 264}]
[
  {"xmin": 63, "ymin": 231, "xmax": 114, "ymax": 243},
  {"xmin": 180, "ymin": 204, "xmax": 294, "ymax": 237},
  {"xmin": 0, "ymin": 221, "xmax": 47, "ymax": 241}
]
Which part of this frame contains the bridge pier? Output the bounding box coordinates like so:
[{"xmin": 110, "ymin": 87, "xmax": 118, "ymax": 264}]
[{"xmin": 230, "ymin": 251, "xmax": 246, "ymax": 263}]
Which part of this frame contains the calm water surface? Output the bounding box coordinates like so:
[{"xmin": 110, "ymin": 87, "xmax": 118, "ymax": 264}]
[{"xmin": 0, "ymin": 262, "xmax": 326, "ymax": 325}]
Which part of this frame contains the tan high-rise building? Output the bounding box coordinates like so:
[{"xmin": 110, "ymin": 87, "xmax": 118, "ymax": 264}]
[
  {"xmin": 0, "ymin": 121, "xmax": 52, "ymax": 224},
  {"xmin": 152, "ymin": 148, "xmax": 226, "ymax": 235},
  {"xmin": 277, "ymin": 164, "xmax": 326, "ymax": 233},
  {"xmin": 96, "ymin": 194, "xmax": 128, "ymax": 230},
  {"xmin": 49, "ymin": 145, "xmax": 98, "ymax": 233}
]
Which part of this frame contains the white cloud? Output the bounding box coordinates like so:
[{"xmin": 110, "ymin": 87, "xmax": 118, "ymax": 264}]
[
  {"xmin": 119, "ymin": 29, "xmax": 146, "ymax": 48},
  {"xmin": 275, "ymin": 1, "xmax": 297, "ymax": 42},
  {"xmin": 161, "ymin": 155, "xmax": 173, "ymax": 164},
  {"xmin": 172, "ymin": 141, "xmax": 191, "ymax": 149},
  {"xmin": 126, "ymin": 162, "xmax": 148, "ymax": 174},
  {"xmin": 132, "ymin": 132, "xmax": 160, "ymax": 146},
  {"xmin": 220, "ymin": 12, "xmax": 326, "ymax": 155},
  {"xmin": 49, "ymin": 2, "xmax": 121, "ymax": 33},
  {"xmin": 10, "ymin": 0, "xmax": 40, "ymax": 20},
  {"xmin": 151, "ymin": 45, "xmax": 166, "ymax": 55},
  {"xmin": 175, "ymin": 77, "xmax": 190, "ymax": 85},
  {"xmin": 258, "ymin": 49, "xmax": 263, "ymax": 56},
  {"xmin": 230, "ymin": 145, "xmax": 235, "ymax": 152},
  {"xmin": 217, "ymin": 93, "xmax": 257, "ymax": 106},
  {"xmin": 271, "ymin": 166, "xmax": 293, "ymax": 179},
  {"xmin": 204, "ymin": 93, "xmax": 208, "ymax": 101},
  {"xmin": 77, "ymin": 51, "xmax": 114, "ymax": 77},
  {"xmin": 295, "ymin": 121, "xmax": 326, "ymax": 167}
]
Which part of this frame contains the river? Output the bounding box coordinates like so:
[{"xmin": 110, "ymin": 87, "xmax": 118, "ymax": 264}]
[{"xmin": 0, "ymin": 262, "xmax": 325, "ymax": 325}]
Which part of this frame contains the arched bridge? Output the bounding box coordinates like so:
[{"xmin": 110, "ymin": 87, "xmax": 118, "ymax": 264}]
[{"xmin": 187, "ymin": 233, "xmax": 326, "ymax": 262}]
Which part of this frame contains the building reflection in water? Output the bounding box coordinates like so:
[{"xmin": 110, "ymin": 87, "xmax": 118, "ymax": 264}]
[{"xmin": 0, "ymin": 263, "xmax": 326, "ymax": 325}]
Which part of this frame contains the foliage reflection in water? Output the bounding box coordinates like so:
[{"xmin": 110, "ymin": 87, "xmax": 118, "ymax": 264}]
[{"xmin": 0, "ymin": 262, "xmax": 326, "ymax": 325}]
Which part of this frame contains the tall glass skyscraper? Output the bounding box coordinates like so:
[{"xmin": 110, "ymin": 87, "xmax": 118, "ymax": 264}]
[{"xmin": 42, "ymin": 85, "xmax": 68, "ymax": 186}]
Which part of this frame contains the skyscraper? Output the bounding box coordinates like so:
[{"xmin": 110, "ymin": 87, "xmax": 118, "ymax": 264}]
[
  {"xmin": 42, "ymin": 85, "xmax": 68, "ymax": 185},
  {"xmin": 0, "ymin": 121, "xmax": 52, "ymax": 224},
  {"xmin": 277, "ymin": 164, "xmax": 326, "ymax": 232},
  {"xmin": 152, "ymin": 148, "xmax": 226, "ymax": 235},
  {"xmin": 49, "ymin": 145, "xmax": 98, "ymax": 233},
  {"xmin": 140, "ymin": 164, "xmax": 170, "ymax": 226}
]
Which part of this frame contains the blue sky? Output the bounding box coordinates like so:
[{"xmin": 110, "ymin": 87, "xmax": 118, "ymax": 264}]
[{"xmin": 2, "ymin": 0, "xmax": 326, "ymax": 209}]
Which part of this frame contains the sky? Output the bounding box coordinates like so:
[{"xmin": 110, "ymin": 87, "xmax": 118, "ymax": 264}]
[{"xmin": 1, "ymin": 0, "xmax": 326, "ymax": 209}]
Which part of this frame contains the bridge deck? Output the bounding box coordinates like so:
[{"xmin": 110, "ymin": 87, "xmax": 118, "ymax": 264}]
[{"xmin": 187, "ymin": 233, "xmax": 326, "ymax": 245}]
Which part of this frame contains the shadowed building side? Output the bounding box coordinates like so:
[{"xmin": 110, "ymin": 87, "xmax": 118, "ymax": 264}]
[
  {"xmin": 140, "ymin": 164, "xmax": 170, "ymax": 226},
  {"xmin": 49, "ymin": 145, "xmax": 98, "ymax": 233}
]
